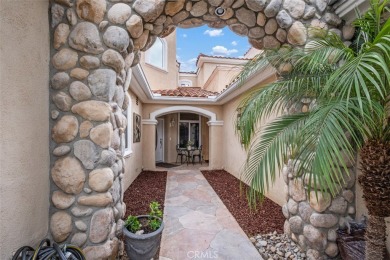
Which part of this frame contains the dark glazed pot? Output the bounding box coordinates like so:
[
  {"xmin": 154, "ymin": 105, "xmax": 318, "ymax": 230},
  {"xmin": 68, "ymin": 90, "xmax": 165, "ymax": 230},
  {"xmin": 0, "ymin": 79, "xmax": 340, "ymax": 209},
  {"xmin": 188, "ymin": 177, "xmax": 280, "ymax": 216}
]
[{"xmin": 123, "ymin": 215, "xmax": 164, "ymax": 260}]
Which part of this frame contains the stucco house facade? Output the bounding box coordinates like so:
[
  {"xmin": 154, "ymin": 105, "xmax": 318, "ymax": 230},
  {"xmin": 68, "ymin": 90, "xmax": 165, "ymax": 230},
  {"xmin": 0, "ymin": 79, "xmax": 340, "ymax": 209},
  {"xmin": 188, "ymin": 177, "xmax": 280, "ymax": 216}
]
[{"xmin": 0, "ymin": 0, "xmax": 388, "ymax": 259}]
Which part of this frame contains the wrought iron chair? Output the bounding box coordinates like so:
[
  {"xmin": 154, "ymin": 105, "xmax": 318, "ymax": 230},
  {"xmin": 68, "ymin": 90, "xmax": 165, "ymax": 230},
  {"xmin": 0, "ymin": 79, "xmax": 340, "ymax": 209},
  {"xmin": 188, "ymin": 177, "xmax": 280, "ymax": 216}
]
[
  {"xmin": 176, "ymin": 144, "xmax": 187, "ymax": 164},
  {"xmin": 192, "ymin": 145, "xmax": 203, "ymax": 165}
]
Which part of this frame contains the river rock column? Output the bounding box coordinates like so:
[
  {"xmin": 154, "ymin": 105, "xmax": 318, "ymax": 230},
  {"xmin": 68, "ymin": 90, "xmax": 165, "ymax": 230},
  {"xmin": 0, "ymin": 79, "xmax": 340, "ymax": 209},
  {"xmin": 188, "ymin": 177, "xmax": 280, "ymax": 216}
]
[
  {"xmin": 281, "ymin": 102, "xmax": 357, "ymax": 260},
  {"xmin": 49, "ymin": 0, "xmax": 136, "ymax": 258}
]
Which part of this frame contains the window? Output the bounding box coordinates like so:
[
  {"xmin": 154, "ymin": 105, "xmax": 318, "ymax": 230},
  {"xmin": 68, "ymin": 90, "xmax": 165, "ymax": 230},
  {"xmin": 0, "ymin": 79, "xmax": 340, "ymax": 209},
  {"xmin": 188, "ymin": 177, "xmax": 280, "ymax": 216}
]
[
  {"xmin": 124, "ymin": 94, "xmax": 133, "ymax": 157},
  {"xmin": 145, "ymin": 38, "xmax": 167, "ymax": 70},
  {"xmin": 178, "ymin": 113, "xmax": 201, "ymax": 148},
  {"xmin": 179, "ymin": 79, "xmax": 192, "ymax": 87}
]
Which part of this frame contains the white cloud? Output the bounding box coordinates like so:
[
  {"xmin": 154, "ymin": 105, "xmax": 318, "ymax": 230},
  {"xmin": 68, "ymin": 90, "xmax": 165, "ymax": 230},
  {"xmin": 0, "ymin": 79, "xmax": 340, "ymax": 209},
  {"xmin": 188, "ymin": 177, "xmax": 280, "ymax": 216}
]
[
  {"xmin": 178, "ymin": 57, "xmax": 198, "ymax": 72},
  {"xmin": 211, "ymin": 45, "xmax": 238, "ymax": 56},
  {"xmin": 231, "ymin": 41, "xmax": 238, "ymax": 46},
  {"xmin": 182, "ymin": 34, "xmax": 187, "ymax": 38},
  {"xmin": 204, "ymin": 29, "xmax": 224, "ymax": 37}
]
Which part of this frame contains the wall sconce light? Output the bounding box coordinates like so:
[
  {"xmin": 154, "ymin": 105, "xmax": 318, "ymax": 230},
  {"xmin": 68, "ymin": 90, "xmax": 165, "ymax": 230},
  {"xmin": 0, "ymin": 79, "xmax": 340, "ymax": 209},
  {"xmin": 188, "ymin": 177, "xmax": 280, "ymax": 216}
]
[{"xmin": 169, "ymin": 117, "xmax": 176, "ymax": 127}]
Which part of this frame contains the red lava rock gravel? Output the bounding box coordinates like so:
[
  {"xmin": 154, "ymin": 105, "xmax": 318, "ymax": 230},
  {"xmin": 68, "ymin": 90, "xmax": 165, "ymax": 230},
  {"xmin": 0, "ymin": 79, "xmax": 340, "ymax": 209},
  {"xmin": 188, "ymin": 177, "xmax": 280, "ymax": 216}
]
[
  {"xmin": 202, "ymin": 170, "xmax": 285, "ymax": 236},
  {"xmin": 123, "ymin": 171, "xmax": 167, "ymax": 218},
  {"xmin": 122, "ymin": 171, "xmax": 167, "ymax": 260}
]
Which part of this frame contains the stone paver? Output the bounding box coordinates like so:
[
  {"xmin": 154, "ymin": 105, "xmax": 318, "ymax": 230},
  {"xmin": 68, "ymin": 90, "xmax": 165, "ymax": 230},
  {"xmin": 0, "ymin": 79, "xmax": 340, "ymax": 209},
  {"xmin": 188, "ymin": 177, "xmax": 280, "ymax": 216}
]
[{"xmin": 160, "ymin": 167, "xmax": 262, "ymax": 260}]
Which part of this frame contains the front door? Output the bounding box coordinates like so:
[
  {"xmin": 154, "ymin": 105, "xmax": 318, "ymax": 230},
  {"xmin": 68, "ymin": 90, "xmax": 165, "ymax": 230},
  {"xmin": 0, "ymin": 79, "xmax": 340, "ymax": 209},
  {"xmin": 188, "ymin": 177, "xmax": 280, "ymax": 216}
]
[{"xmin": 155, "ymin": 119, "xmax": 164, "ymax": 162}]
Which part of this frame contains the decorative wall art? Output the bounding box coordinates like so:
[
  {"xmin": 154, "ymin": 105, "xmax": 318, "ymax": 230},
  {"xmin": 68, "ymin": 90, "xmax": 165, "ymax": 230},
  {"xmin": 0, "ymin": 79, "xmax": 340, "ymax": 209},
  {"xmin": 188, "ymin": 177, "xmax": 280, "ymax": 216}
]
[{"xmin": 133, "ymin": 113, "xmax": 141, "ymax": 143}]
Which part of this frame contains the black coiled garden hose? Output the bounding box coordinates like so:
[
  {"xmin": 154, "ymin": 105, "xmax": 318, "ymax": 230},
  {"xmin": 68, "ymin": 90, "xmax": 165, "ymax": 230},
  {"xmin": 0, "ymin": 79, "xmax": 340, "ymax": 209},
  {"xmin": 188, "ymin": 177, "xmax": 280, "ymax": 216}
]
[{"xmin": 12, "ymin": 238, "xmax": 85, "ymax": 260}]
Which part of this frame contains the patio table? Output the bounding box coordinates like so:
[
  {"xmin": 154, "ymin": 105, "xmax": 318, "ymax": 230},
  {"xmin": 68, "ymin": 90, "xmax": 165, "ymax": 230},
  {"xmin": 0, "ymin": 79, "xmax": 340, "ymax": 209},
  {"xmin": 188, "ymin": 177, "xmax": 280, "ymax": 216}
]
[{"xmin": 179, "ymin": 147, "xmax": 199, "ymax": 165}]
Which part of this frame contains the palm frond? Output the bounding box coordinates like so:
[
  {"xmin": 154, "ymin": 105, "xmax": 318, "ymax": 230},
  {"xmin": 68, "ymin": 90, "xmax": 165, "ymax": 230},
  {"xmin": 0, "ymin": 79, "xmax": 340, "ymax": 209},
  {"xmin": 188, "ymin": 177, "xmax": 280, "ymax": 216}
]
[
  {"xmin": 323, "ymin": 50, "xmax": 390, "ymax": 110},
  {"xmin": 354, "ymin": 0, "xmax": 389, "ymax": 41},
  {"xmin": 235, "ymin": 0, "xmax": 390, "ymax": 209},
  {"xmin": 237, "ymin": 73, "xmax": 328, "ymax": 148},
  {"xmin": 241, "ymin": 113, "xmax": 309, "ymax": 205},
  {"xmin": 296, "ymin": 98, "xmax": 383, "ymax": 196}
]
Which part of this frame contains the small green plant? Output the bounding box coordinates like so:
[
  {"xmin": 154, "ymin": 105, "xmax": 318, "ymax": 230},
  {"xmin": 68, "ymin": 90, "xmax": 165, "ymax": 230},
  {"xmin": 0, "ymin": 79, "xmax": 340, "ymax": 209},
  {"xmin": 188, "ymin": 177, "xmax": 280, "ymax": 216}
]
[
  {"xmin": 125, "ymin": 201, "xmax": 163, "ymax": 233},
  {"xmin": 125, "ymin": 215, "xmax": 141, "ymax": 233},
  {"xmin": 149, "ymin": 218, "xmax": 161, "ymax": 231},
  {"xmin": 149, "ymin": 201, "xmax": 163, "ymax": 218}
]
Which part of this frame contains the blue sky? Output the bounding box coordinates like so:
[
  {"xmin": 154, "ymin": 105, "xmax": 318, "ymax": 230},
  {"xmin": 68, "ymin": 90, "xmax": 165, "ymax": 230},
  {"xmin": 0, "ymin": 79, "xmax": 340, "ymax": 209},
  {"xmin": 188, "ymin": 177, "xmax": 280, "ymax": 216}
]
[{"xmin": 176, "ymin": 26, "xmax": 251, "ymax": 72}]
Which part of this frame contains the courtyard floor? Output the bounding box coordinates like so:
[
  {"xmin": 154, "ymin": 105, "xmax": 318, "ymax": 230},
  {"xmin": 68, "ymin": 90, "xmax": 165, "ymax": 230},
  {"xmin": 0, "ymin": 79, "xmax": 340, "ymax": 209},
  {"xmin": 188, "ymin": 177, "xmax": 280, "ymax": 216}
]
[{"xmin": 158, "ymin": 166, "xmax": 262, "ymax": 260}]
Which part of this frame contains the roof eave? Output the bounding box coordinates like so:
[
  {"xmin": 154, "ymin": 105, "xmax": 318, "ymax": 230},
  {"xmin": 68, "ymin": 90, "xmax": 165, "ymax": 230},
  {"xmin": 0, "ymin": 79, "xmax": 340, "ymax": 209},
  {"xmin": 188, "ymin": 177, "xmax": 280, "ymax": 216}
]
[{"xmin": 132, "ymin": 63, "xmax": 277, "ymax": 105}]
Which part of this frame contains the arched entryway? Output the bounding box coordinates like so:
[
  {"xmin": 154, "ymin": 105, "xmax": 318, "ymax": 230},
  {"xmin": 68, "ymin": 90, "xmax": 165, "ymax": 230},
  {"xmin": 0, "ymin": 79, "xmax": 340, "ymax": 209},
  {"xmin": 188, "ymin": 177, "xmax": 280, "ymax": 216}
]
[
  {"xmin": 142, "ymin": 106, "xmax": 223, "ymax": 170},
  {"xmin": 48, "ymin": 0, "xmax": 345, "ymax": 258}
]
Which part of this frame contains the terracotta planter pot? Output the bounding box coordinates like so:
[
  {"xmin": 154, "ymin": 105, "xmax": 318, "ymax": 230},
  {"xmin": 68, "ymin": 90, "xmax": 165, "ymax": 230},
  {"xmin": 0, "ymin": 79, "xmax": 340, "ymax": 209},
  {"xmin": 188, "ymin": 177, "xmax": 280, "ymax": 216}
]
[{"xmin": 123, "ymin": 215, "xmax": 164, "ymax": 260}]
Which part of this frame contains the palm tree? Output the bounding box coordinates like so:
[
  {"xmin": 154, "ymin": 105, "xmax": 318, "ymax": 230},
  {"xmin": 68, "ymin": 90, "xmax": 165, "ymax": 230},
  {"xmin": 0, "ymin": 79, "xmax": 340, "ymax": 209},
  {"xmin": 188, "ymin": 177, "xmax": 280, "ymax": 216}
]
[{"xmin": 236, "ymin": 1, "xmax": 390, "ymax": 259}]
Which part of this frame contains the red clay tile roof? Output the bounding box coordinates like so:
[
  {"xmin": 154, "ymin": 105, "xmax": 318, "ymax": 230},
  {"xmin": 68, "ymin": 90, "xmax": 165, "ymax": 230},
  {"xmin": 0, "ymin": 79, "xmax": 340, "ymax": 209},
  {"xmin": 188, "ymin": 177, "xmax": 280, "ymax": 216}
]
[{"xmin": 153, "ymin": 87, "xmax": 219, "ymax": 98}]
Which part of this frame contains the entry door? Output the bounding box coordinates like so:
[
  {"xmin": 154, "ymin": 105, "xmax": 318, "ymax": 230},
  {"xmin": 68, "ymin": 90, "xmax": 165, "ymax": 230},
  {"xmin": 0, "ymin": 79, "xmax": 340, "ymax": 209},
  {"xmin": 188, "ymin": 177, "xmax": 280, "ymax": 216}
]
[{"xmin": 155, "ymin": 119, "xmax": 164, "ymax": 162}]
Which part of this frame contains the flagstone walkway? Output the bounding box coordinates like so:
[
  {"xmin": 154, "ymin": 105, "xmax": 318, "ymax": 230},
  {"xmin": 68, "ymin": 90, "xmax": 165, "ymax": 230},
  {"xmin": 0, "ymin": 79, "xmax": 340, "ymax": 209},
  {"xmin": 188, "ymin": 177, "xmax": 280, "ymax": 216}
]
[{"xmin": 159, "ymin": 167, "xmax": 262, "ymax": 260}]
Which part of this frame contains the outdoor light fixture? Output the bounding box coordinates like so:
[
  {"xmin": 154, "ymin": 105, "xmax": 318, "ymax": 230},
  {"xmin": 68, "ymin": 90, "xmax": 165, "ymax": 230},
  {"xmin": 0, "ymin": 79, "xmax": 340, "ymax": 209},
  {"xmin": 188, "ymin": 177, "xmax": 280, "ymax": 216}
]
[
  {"xmin": 169, "ymin": 117, "xmax": 176, "ymax": 127},
  {"xmin": 215, "ymin": 7, "xmax": 225, "ymax": 16}
]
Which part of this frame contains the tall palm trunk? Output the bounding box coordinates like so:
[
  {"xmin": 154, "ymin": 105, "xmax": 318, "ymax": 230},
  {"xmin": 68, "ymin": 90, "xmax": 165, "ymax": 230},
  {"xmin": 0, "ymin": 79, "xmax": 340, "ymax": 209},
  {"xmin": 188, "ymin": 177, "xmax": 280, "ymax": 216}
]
[{"xmin": 358, "ymin": 139, "xmax": 390, "ymax": 260}]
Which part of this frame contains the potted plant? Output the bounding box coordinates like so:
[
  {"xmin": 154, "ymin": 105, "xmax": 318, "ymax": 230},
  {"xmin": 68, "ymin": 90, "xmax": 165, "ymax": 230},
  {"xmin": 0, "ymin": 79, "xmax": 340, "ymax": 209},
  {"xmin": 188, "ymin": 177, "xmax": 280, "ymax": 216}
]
[
  {"xmin": 186, "ymin": 140, "xmax": 194, "ymax": 150},
  {"xmin": 123, "ymin": 201, "xmax": 164, "ymax": 260}
]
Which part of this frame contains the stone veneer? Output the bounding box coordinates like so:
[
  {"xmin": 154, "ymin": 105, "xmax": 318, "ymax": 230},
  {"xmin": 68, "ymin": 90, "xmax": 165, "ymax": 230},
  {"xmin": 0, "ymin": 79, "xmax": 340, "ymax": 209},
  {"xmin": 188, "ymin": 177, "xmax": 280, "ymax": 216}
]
[
  {"xmin": 282, "ymin": 159, "xmax": 356, "ymax": 259},
  {"xmin": 48, "ymin": 0, "xmax": 353, "ymax": 258},
  {"xmin": 281, "ymin": 99, "xmax": 357, "ymax": 259}
]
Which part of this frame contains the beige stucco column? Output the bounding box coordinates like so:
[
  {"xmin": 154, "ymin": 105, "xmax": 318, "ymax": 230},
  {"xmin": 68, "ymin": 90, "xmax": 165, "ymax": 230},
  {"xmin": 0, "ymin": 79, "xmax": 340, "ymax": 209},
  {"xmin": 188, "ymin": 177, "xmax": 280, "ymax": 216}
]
[
  {"xmin": 208, "ymin": 121, "xmax": 224, "ymax": 170},
  {"xmin": 142, "ymin": 119, "xmax": 157, "ymax": 170}
]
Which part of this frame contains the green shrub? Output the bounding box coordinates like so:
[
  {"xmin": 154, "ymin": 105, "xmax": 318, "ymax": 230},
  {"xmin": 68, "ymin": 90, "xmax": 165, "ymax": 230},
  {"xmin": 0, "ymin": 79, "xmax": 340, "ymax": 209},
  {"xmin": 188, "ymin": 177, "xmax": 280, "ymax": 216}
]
[
  {"xmin": 125, "ymin": 215, "xmax": 141, "ymax": 233},
  {"xmin": 124, "ymin": 201, "xmax": 163, "ymax": 233}
]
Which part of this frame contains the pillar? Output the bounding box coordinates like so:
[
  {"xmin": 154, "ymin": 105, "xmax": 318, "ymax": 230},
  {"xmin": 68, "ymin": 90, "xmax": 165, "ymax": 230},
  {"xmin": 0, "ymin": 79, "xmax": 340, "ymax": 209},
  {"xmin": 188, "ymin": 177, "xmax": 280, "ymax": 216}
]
[
  {"xmin": 281, "ymin": 99, "xmax": 357, "ymax": 259},
  {"xmin": 142, "ymin": 120, "xmax": 157, "ymax": 170},
  {"xmin": 208, "ymin": 121, "xmax": 224, "ymax": 169},
  {"xmin": 48, "ymin": 0, "xmax": 134, "ymax": 258}
]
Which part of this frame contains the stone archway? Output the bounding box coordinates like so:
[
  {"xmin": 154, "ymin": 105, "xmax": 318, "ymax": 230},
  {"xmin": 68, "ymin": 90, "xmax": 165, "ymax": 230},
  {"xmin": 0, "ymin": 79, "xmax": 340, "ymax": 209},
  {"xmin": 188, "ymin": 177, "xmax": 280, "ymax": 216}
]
[{"xmin": 48, "ymin": 0, "xmax": 346, "ymax": 258}]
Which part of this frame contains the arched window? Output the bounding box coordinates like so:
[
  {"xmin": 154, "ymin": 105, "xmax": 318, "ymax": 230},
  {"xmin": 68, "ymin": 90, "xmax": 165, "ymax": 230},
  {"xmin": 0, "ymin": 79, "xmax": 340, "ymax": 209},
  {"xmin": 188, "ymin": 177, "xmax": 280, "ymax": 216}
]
[
  {"xmin": 179, "ymin": 79, "xmax": 192, "ymax": 87},
  {"xmin": 145, "ymin": 38, "xmax": 167, "ymax": 70}
]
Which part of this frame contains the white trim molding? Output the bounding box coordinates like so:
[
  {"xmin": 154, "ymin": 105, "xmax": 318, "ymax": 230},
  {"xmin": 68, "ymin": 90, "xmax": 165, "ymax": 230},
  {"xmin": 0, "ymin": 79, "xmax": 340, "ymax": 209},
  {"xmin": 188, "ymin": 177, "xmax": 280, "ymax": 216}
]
[
  {"xmin": 179, "ymin": 79, "xmax": 193, "ymax": 87},
  {"xmin": 142, "ymin": 119, "xmax": 158, "ymax": 125},
  {"xmin": 149, "ymin": 106, "xmax": 217, "ymax": 122},
  {"xmin": 207, "ymin": 121, "xmax": 224, "ymax": 126},
  {"xmin": 145, "ymin": 37, "xmax": 167, "ymax": 71},
  {"xmin": 124, "ymin": 95, "xmax": 133, "ymax": 157}
]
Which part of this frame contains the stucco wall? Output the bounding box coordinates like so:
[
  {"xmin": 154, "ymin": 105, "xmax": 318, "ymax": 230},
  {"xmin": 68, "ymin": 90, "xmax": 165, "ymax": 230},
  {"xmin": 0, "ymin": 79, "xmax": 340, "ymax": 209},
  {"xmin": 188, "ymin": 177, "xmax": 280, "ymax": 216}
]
[
  {"xmin": 140, "ymin": 31, "xmax": 178, "ymax": 90},
  {"xmin": 178, "ymin": 74, "xmax": 198, "ymax": 87},
  {"xmin": 162, "ymin": 113, "xmax": 178, "ymax": 163},
  {"xmin": 123, "ymin": 90, "xmax": 144, "ymax": 190},
  {"xmin": 0, "ymin": 1, "xmax": 50, "ymax": 258},
  {"xmin": 197, "ymin": 62, "xmax": 217, "ymax": 87},
  {"xmin": 201, "ymin": 116, "xmax": 210, "ymax": 161},
  {"xmin": 197, "ymin": 58, "xmax": 247, "ymax": 89},
  {"xmin": 203, "ymin": 67, "xmax": 242, "ymax": 93},
  {"xmin": 222, "ymin": 95, "xmax": 287, "ymax": 206}
]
